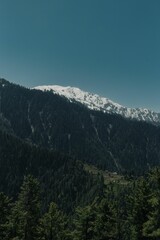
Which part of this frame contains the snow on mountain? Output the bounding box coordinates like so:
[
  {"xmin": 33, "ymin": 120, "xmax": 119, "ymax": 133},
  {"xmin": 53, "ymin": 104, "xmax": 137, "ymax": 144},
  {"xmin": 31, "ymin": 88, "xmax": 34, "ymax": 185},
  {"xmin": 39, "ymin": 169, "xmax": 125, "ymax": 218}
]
[{"xmin": 33, "ymin": 85, "xmax": 160, "ymax": 125}]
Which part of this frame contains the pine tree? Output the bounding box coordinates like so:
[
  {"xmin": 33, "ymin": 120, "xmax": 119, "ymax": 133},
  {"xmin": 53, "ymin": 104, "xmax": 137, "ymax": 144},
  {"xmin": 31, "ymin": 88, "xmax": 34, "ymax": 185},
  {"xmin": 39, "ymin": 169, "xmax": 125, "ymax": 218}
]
[
  {"xmin": 143, "ymin": 168, "xmax": 160, "ymax": 239},
  {"xmin": 0, "ymin": 192, "xmax": 11, "ymax": 240},
  {"xmin": 93, "ymin": 198, "xmax": 117, "ymax": 240},
  {"xmin": 9, "ymin": 175, "xmax": 41, "ymax": 240},
  {"xmin": 72, "ymin": 205, "xmax": 96, "ymax": 240},
  {"xmin": 126, "ymin": 178, "xmax": 151, "ymax": 240},
  {"xmin": 40, "ymin": 202, "xmax": 68, "ymax": 240}
]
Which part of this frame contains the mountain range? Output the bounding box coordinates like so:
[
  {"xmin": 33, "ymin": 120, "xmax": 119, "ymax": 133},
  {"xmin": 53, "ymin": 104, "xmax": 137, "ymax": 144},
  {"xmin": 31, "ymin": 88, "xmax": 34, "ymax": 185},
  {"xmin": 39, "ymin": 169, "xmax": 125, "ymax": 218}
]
[
  {"xmin": 0, "ymin": 78, "xmax": 160, "ymax": 176},
  {"xmin": 34, "ymin": 85, "xmax": 160, "ymax": 125},
  {"xmin": 1, "ymin": 78, "xmax": 160, "ymax": 238},
  {"xmin": 1, "ymin": 77, "xmax": 160, "ymax": 215}
]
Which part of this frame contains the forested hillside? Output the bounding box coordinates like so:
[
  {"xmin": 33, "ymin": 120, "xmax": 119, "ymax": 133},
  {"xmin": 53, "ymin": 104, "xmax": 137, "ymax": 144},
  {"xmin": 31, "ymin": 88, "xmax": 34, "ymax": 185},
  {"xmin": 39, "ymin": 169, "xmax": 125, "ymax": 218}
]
[
  {"xmin": 0, "ymin": 129, "xmax": 103, "ymax": 213},
  {"xmin": 1, "ymin": 79, "xmax": 160, "ymax": 174},
  {"xmin": 1, "ymin": 79, "xmax": 160, "ymax": 239}
]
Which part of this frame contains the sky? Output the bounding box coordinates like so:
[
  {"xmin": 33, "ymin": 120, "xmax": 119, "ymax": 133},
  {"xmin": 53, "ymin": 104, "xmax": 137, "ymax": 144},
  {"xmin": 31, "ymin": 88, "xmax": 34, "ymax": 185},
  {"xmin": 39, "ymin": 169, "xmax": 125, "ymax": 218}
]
[{"xmin": 0, "ymin": 0, "xmax": 160, "ymax": 111}]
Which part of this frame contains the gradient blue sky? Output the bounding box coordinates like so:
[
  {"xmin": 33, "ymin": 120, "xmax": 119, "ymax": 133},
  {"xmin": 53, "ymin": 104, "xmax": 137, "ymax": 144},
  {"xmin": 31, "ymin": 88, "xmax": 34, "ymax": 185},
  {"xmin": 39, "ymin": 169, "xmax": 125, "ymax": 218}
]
[{"xmin": 0, "ymin": 0, "xmax": 160, "ymax": 111}]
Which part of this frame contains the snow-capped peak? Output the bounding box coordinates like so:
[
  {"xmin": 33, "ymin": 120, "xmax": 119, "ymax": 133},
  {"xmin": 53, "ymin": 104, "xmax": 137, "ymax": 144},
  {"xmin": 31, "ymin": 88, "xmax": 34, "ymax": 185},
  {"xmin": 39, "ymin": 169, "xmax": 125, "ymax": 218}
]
[{"xmin": 33, "ymin": 85, "xmax": 160, "ymax": 125}]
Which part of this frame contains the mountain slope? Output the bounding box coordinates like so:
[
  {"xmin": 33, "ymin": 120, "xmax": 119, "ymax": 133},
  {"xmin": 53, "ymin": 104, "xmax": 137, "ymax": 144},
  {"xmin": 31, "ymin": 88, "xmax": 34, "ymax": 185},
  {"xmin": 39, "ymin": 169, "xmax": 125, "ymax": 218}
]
[
  {"xmin": 34, "ymin": 85, "xmax": 160, "ymax": 125},
  {"xmin": 1, "ymin": 79, "xmax": 160, "ymax": 174},
  {"xmin": 0, "ymin": 129, "xmax": 102, "ymax": 213}
]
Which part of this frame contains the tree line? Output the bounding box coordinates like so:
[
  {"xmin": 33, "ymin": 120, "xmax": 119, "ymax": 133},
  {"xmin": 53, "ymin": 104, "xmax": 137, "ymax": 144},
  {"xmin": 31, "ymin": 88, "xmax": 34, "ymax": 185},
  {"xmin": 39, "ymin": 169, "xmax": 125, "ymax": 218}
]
[{"xmin": 1, "ymin": 167, "xmax": 160, "ymax": 240}]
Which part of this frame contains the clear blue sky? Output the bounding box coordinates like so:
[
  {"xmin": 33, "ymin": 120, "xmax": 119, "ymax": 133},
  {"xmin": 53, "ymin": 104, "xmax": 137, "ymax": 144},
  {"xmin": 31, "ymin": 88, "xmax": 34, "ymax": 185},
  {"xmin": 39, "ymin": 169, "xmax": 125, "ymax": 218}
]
[{"xmin": 0, "ymin": 0, "xmax": 160, "ymax": 111}]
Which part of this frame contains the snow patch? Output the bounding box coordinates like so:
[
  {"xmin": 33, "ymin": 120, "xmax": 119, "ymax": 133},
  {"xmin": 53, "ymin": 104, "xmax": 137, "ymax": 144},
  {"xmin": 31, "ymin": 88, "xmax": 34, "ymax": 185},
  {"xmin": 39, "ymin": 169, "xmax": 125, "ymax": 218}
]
[{"xmin": 33, "ymin": 85, "xmax": 160, "ymax": 125}]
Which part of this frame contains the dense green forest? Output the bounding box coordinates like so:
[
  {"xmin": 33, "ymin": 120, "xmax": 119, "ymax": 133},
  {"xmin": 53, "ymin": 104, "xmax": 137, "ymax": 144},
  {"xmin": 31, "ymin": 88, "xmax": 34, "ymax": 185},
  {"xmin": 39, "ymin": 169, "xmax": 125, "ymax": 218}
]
[
  {"xmin": 1, "ymin": 79, "xmax": 160, "ymax": 174},
  {"xmin": 0, "ymin": 130, "xmax": 103, "ymax": 213},
  {"xmin": 1, "ymin": 168, "xmax": 160, "ymax": 240},
  {"xmin": 1, "ymin": 79, "xmax": 160, "ymax": 239}
]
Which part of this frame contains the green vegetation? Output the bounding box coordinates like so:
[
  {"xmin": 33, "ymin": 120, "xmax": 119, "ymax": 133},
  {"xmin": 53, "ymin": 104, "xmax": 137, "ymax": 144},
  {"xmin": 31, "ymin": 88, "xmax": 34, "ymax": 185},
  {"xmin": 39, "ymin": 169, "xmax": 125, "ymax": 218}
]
[
  {"xmin": 84, "ymin": 163, "xmax": 129, "ymax": 185},
  {"xmin": 0, "ymin": 130, "xmax": 103, "ymax": 213},
  {"xmin": 1, "ymin": 169, "xmax": 160, "ymax": 239},
  {"xmin": 2, "ymin": 79, "xmax": 160, "ymax": 239},
  {"xmin": 1, "ymin": 79, "xmax": 160, "ymax": 174}
]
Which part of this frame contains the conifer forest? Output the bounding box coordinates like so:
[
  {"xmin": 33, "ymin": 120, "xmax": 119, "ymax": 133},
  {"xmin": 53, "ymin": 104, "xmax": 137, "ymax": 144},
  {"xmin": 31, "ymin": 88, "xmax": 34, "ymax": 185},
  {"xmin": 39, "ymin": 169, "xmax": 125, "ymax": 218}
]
[{"xmin": 1, "ymin": 80, "xmax": 160, "ymax": 239}]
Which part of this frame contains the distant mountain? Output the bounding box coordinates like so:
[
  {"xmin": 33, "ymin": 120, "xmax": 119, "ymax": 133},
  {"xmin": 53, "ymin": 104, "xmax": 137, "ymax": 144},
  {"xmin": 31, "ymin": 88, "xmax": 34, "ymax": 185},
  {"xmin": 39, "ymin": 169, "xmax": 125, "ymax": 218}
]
[
  {"xmin": 1, "ymin": 78, "xmax": 160, "ymax": 174},
  {"xmin": 34, "ymin": 85, "xmax": 160, "ymax": 125}
]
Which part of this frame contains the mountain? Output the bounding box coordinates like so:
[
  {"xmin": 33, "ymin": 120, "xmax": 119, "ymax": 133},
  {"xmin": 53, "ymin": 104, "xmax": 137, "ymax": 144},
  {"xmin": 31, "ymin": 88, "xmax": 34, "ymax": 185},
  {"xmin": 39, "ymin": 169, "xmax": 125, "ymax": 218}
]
[
  {"xmin": 1, "ymin": 78, "xmax": 160, "ymax": 174},
  {"xmin": 34, "ymin": 85, "xmax": 160, "ymax": 125},
  {"xmin": 3, "ymin": 78, "xmax": 160, "ymax": 239}
]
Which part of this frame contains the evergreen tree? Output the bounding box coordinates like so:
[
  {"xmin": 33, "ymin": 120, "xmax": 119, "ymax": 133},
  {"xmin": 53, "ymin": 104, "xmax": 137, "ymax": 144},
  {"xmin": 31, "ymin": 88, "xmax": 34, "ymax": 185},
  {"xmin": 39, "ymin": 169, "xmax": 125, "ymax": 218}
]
[
  {"xmin": 40, "ymin": 202, "xmax": 68, "ymax": 240},
  {"xmin": 143, "ymin": 168, "xmax": 160, "ymax": 239},
  {"xmin": 72, "ymin": 205, "xmax": 96, "ymax": 240},
  {"xmin": 126, "ymin": 178, "xmax": 150, "ymax": 240},
  {"xmin": 94, "ymin": 198, "xmax": 117, "ymax": 240},
  {"xmin": 9, "ymin": 175, "xmax": 41, "ymax": 240},
  {"xmin": 0, "ymin": 192, "xmax": 11, "ymax": 240}
]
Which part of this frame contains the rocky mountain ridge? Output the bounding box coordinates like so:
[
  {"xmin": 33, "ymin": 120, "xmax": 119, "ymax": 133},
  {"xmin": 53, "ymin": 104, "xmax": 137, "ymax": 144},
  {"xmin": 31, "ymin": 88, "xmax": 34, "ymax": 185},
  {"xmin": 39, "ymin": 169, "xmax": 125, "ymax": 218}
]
[{"xmin": 34, "ymin": 85, "xmax": 160, "ymax": 125}]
